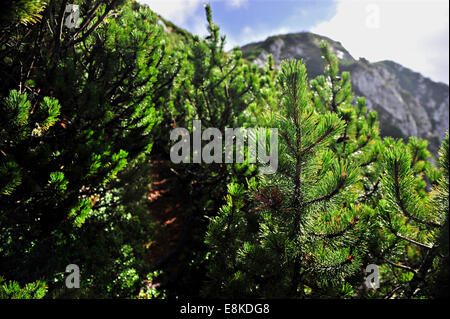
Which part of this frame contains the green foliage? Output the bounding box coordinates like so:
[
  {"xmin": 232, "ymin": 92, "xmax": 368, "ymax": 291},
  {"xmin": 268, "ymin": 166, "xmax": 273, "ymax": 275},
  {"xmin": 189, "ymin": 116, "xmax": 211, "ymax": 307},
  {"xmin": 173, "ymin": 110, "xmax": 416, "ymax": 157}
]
[
  {"xmin": 0, "ymin": 1, "xmax": 447, "ymax": 300},
  {"xmin": 203, "ymin": 58, "xmax": 371, "ymax": 298},
  {"xmin": 167, "ymin": 4, "xmax": 261, "ymax": 132},
  {"xmin": 1, "ymin": 0, "xmax": 48, "ymax": 26},
  {"xmin": 362, "ymin": 133, "xmax": 448, "ymax": 298},
  {"xmin": 150, "ymin": 4, "xmax": 268, "ymax": 298},
  {"xmin": 202, "ymin": 40, "xmax": 448, "ymax": 299},
  {"xmin": 0, "ymin": 0, "xmax": 175, "ymax": 298},
  {"xmin": 137, "ymin": 271, "xmax": 167, "ymax": 299},
  {"xmin": 0, "ymin": 277, "xmax": 47, "ymax": 299}
]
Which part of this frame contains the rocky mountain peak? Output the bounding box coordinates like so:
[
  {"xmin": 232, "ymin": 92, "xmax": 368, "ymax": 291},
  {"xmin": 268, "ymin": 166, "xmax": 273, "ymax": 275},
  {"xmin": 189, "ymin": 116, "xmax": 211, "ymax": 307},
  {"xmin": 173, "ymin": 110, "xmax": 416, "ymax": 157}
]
[{"xmin": 241, "ymin": 32, "xmax": 449, "ymax": 155}]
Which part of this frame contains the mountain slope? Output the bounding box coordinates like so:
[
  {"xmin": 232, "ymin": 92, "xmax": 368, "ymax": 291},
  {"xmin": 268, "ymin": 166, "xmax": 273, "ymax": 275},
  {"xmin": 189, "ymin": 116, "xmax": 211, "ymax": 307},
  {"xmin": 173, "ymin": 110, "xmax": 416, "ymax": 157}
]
[{"xmin": 240, "ymin": 32, "xmax": 449, "ymax": 154}]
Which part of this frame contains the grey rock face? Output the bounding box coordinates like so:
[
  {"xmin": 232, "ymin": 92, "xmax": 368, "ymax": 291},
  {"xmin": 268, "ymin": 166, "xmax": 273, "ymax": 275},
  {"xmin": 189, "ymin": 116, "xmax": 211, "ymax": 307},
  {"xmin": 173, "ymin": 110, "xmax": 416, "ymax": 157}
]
[{"xmin": 241, "ymin": 32, "xmax": 449, "ymax": 154}]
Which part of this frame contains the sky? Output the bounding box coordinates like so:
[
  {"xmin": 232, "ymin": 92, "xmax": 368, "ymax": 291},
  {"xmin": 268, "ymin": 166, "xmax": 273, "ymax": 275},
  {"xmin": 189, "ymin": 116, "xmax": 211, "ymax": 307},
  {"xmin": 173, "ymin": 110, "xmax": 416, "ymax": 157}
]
[{"xmin": 138, "ymin": 0, "xmax": 449, "ymax": 84}]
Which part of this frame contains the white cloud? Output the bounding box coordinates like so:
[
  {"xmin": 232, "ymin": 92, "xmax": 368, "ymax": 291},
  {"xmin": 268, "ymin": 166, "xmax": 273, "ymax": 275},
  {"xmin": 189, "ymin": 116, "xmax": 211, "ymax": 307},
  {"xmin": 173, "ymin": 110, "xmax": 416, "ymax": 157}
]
[
  {"xmin": 137, "ymin": 0, "xmax": 248, "ymax": 25},
  {"xmin": 228, "ymin": 0, "xmax": 248, "ymax": 8},
  {"xmin": 223, "ymin": 25, "xmax": 292, "ymax": 50},
  {"xmin": 137, "ymin": 0, "xmax": 204, "ymax": 24},
  {"xmin": 187, "ymin": 13, "xmax": 210, "ymax": 38},
  {"xmin": 242, "ymin": 26, "xmax": 252, "ymax": 34},
  {"xmin": 221, "ymin": 22, "xmax": 297, "ymax": 51},
  {"xmin": 311, "ymin": 0, "xmax": 449, "ymax": 83}
]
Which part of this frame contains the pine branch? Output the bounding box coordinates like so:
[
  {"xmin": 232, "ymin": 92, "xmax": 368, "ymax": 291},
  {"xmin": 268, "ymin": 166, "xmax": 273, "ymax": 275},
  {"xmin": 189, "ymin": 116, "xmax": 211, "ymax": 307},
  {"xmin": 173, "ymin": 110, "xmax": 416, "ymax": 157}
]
[
  {"xmin": 393, "ymin": 158, "xmax": 441, "ymax": 228},
  {"xmin": 280, "ymin": 131, "xmax": 298, "ymax": 157},
  {"xmin": 301, "ymin": 124, "xmax": 337, "ymax": 154},
  {"xmin": 66, "ymin": 2, "xmax": 103, "ymax": 44},
  {"xmin": 305, "ymin": 177, "xmax": 346, "ymax": 206},
  {"xmin": 384, "ymin": 210, "xmax": 433, "ymax": 251},
  {"xmin": 69, "ymin": 1, "xmax": 120, "ymax": 47},
  {"xmin": 308, "ymin": 219, "xmax": 356, "ymax": 239},
  {"xmin": 383, "ymin": 258, "xmax": 417, "ymax": 274},
  {"xmin": 383, "ymin": 285, "xmax": 403, "ymax": 299},
  {"xmin": 404, "ymin": 246, "xmax": 439, "ymax": 298},
  {"xmin": 393, "ymin": 233, "xmax": 433, "ymax": 250}
]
